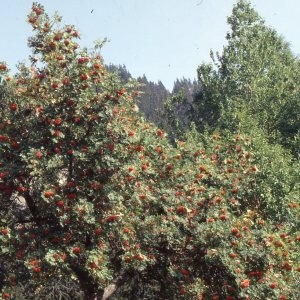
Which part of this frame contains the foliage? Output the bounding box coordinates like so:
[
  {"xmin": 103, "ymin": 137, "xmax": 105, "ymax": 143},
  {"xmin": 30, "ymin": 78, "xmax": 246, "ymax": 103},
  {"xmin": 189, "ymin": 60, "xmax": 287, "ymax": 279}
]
[
  {"xmin": 0, "ymin": 2, "xmax": 299, "ymax": 300},
  {"xmin": 164, "ymin": 0, "xmax": 300, "ymax": 158}
]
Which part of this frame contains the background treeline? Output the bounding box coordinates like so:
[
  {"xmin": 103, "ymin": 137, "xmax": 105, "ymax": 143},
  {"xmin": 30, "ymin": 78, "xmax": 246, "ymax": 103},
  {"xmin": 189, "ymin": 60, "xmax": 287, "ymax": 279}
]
[{"xmin": 106, "ymin": 64, "xmax": 203, "ymax": 141}]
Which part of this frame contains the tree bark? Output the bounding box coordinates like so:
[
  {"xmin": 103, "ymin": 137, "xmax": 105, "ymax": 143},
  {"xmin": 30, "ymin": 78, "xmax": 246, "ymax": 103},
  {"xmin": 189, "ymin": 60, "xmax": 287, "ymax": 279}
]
[
  {"xmin": 23, "ymin": 191, "xmax": 42, "ymax": 226},
  {"xmin": 70, "ymin": 263, "xmax": 100, "ymax": 300},
  {"xmin": 69, "ymin": 264, "xmax": 130, "ymax": 300},
  {"xmin": 102, "ymin": 271, "xmax": 128, "ymax": 300}
]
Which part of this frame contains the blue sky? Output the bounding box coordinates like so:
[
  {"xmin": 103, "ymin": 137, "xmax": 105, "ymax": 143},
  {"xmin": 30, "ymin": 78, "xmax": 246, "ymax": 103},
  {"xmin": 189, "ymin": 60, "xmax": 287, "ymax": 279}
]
[{"xmin": 1, "ymin": 0, "xmax": 299, "ymax": 90}]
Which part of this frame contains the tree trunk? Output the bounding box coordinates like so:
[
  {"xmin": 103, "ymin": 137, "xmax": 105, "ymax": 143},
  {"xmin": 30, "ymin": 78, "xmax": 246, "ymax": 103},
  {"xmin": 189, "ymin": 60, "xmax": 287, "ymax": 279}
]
[
  {"xmin": 102, "ymin": 271, "xmax": 129, "ymax": 300},
  {"xmin": 70, "ymin": 263, "xmax": 100, "ymax": 300},
  {"xmin": 70, "ymin": 262, "xmax": 130, "ymax": 300}
]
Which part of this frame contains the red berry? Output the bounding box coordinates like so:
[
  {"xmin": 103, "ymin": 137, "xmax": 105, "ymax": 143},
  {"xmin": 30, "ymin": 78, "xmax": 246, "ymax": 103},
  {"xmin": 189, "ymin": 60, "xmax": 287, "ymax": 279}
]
[
  {"xmin": 56, "ymin": 200, "xmax": 64, "ymax": 207},
  {"xmin": 123, "ymin": 228, "xmax": 130, "ymax": 233},
  {"xmin": 229, "ymin": 253, "xmax": 237, "ymax": 259},
  {"xmin": 270, "ymin": 282, "xmax": 278, "ymax": 289},
  {"xmin": 133, "ymin": 254, "xmax": 144, "ymax": 261},
  {"xmin": 54, "ymin": 33, "xmax": 62, "ymax": 41},
  {"xmin": 219, "ymin": 214, "xmax": 228, "ymax": 221},
  {"xmin": 53, "ymin": 147, "xmax": 60, "ymax": 154},
  {"xmin": 0, "ymin": 135, "xmax": 8, "ymax": 142},
  {"xmin": 44, "ymin": 191, "xmax": 54, "ymax": 198},
  {"xmin": 67, "ymin": 193, "xmax": 76, "ymax": 200},
  {"xmin": 180, "ymin": 268, "xmax": 190, "ymax": 276},
  {"xmin": 10, "ymin": 103, "xmax": 18, "ymax": 111},
  {"xmin": 177, "ymin": 206, "xmax": 187, "ymax": 214},
  {"xmin": 231, "ymin": 227, "xmax": 239, "ymax": 235},
  {"xmin": 89, "ymin": 262, "xmax": 98, "ymax": 269},
  {"xmin": 32, "ymin": 6, "xmax": 43, "ymax": 15},
  {"xmin": 117, "ymin": 89, "xmax": 126, "ymax": 96},
  {"xmin": 94, "ymin": 228, "xmax": 102, "ymax": 235},
  {"xmin": 128, "ymin": 166, "xmax": 134, "ymax": 173},
  {"xmin": 62, "ymin": 78, "xmax": 70, "ymax": 85},
  {"xmin": 275, "ymin": 241, "xmax": 283, "ymax": 247},
  {"xmin": 11, "ymin": 141, "xmax": 20, "ymax": 149},
  {"xmin": 128, "ymin": 130, "xmax": 135, "ymax": 137},
  {"xmin": 73, "ymin": 31, "xmax": 80, "ymax": 38},
  {"xmin": 240, "ymin": 279, "xmax": 250, "ymax": 289},
  {"xmin": 1, "ymin": 229, "xmax": 8, "ymax": 235},
  {"xmin": 0, "ymin": 63, "xmax": 7, "ymax": 71},
  {"xmin": 135, "ymin": 145, "xmax": 144, "ymax": 152},
  {"xmin": 106, "ymin": 215, "xmax": 118, "ymax": 222},
  {"xmin": 66, "ymin": 181, "xmax": 76, "ymax": 188},
  {"xmin": 232, "ymin": 188, "xmax": 239, "ymax": 194},
  {"xmin": 93, "ymin": 63, "xmax": 101, "ymax": 69},
  {"xmin": 207, "ymin": 217, "xmax": 215, "ymax": 223},
  {"xmin": 36, "ymin": 150, "xmax": 43, "ymax": 159},
  {"xmin": 66, "ymin": 26, "xmax": 73, "ymax": 33},
  {"xmin": 52, "ymin": 82, "xmax": 59, "ymax": 89},
  {"xmin": 54, "ymin": 118, "xmax": 62, "ymax": 126},
  {"xmin": 72, "ymin": 246, "xmax": 81, "ymax": 254},
  {"xmin": 166, "ymin": 164, "xmax": 173, "ymax": 171},
  {"xmin": 80, "ymin": 73, "xmax": 89, "ymax": 81},
  {"xmin": 2, "ymin": 293, "xmax": 10, "ymax": 299},
  {"xmin": 156, "ymin": 129, "xmax": 164, "ymax": 137},
  {"xmin": 78, "ymin": 57, "xmax": 89, "ymax": 64},
  {"xmin": 33, "ymin": 267, "xmax": 41, "ymax": 273}
]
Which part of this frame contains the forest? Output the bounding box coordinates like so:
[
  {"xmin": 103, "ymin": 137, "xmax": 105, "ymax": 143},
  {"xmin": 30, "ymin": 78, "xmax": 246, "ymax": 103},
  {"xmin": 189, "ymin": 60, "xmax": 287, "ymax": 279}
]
[{"xmin": 0, "ymin": 1, "xmax": 299, "ymax": 299}]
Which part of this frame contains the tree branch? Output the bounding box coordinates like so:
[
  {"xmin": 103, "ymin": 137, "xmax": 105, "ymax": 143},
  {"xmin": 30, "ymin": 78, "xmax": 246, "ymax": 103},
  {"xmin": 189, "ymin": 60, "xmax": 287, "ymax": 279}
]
[
  {"xmin": 102, "ymin": 271, "xmax": 130, "ymax": 300},
  {"xmin": 22, "ymin": 191, "xmax": 42, "ymax": 226}
]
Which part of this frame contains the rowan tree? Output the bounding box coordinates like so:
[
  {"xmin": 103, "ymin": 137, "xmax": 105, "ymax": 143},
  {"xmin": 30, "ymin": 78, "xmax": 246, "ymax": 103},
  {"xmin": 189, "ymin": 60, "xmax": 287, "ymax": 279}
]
[{"xmin": 0, "ymin": 3, "xmax": 299, "ymax": 300}]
